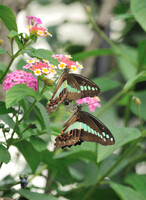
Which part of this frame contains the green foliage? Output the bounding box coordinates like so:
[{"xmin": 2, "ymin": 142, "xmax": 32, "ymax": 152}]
[
  {"xmin": 18, "ymin": 189, "xmax": 58, "ymax": 200},
  {"xmin": 131, "ymin": 0, "xmax": 146, "ymax": 31},
  {"xmin": 6, "ymin": 84, "xmax": 42, "ymax": 108},
  {"xmin": 0, "ymin": 1, "xmax": 146, "ymax": 199},
  {"xmin": 0, "ymin": 4, "xmax": 17, "ymax": 31},
  {"xmin": 0, "ymin": 143, "xmax": 11, "ymax": 164}
]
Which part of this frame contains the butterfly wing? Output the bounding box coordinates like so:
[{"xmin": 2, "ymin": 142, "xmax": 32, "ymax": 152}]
[
  {"xmin": 78, "ymin": 111, "xmax": 115, "ymax": 145},
  {"xmin": 46, "ymin": 71, "xmax": 68, "ymax": 114},
  {"xmin": 71, "ymin": 74, "xmax": 100, "ymax": 98},
  {"xmin": 55, "ymin": 111, "xmax": 82, "ymax": 148}
]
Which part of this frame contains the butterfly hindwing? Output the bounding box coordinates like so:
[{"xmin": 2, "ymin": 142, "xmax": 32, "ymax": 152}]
[
  {"xmin": 46, "ymin": 71, "xmax": 68, "ymax": 113},
  {"xmin": 55, "ymin": 108, "xmax": 115, "ymax": 148},
  {"xmin": 55, "ymin": 111, "xmax": 82, "ymax": 148}
]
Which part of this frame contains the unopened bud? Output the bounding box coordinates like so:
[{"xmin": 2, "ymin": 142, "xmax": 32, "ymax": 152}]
[
  {"xmin": 27, "ymin": 123, "xmax": 37, "ymax": 129},
  {"xmin": 133, "ymin": 97, "xmax": 141, "ymax": 105},
  {"xmin": 0, "ymin": 39, "xmax": 3, "ymax": 46},
  {"xmin": 86, "ymin": 5, "xmax": 91, "ymax": 13},
  {"xmin": 44, "ymin": 78, "xmax": 54, "ymax": 86}
]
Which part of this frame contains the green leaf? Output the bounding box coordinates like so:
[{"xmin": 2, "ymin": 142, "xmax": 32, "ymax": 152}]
[
  {"xmin": 72, "ymin": 49, "xmax": 114, "ymax": 61},
  {"xmin": 14, "ymin": 140, "xmax": 41, "ymax": 172},
  {"xmin": 19, "ymin": 189, "xmax": 58, "ymax": 200},
  {"xmin": 6, "ymin": 84, "xmax": 42, "ymax": 108},
  {"xmin": 92, "ymin": 77, "xmax": 122, "ymax": 92},
  {"xmin": 8, "ymin": 30, "xmax": 20, "ymax": 38},
  {"xmin": 131, "ymin": 0, "xmax": 146, "ymax": 32},
  {"xmin": 0, "ymin": 47, "xmax": 7, "ymax": 54},
  {"xmin": 28, "ymin": 100, "xmax": 50, "ymax": 133},
  {"xmin": 0, "ymin": 143, "xmax": 11, "ymax": 164},
  {"xmin": 30, "ymin": 136, "xmax": 47, "ymax": 152},
  {"xmin": 97, "ymin": 127, "xmax": 141, "ymax": 162},
  {"xmin": 0, "ymin": 4, "xmax": 17, "ymax": 31},
  {"xmin": 117, "ymin": 45, "xmax": 137, "ymax": 81},
  {"xmin": 138, "ymin": 40, "xmax": 146, "ymax": 68},
  {"xmin": 0, "ymin": 114, "xmax": 16, "ymax": 130},
  {"xmin": 125, "ymin": 173, "xmax": 146, "ymax": 198},
  {"xmin": 0, "ymin": 101, "xmax": 15, "ymax": 115},
  {"xmin": 24, "ymin": 47, "xmax": 58, "ymax": 66},
  {"xmin": 110, "ymin": 182, "xmax": 145, "ymax": 200},
  {"xmin": 124, "ymin": 71, "xmax": 146, "ymax": 90},
  {"xmin": 0, "ymin": 62, "xmax": 8, "ymax": 74}
]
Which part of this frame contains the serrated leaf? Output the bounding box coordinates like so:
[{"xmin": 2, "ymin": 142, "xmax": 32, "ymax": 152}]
[
  {"xmin": 30, "ymin": 135, "xmax": 47, "ymax": 152},
  {"xmin": 23, "ymin": 47, "xmax": 58, "ymax": 66},
  {"xmin": 110, "ymin": 182, "xmax": 145, "ymax": 200},
  {"xmin": 72, "ymin": 49, "xmax": 115, "ymax": 61},
  {"xmin": 19, "ymin": 189, "xmax": 58, "ymax": 200},
  {"xmin": 6, "ymin": 84, "xmax": 42, "ymax": 108},
  {"xmin": 92, "ymin": 77, "xmax": 121, "ymax": 92},
  {"xmin": 0, "ymin": 47, "xmax": 7, "ymax": 54},
  {"xmin": 14, "ymin": 140, "xmax": 41, "ymax": 172},
  {"xmin": 131, "ymin": 0, "xmax": 146, "ymax": 32},
  {"xmin": 0, "ymin": 4, "xmax": 17, "ymax": 31},
  {"xmin": 0, "ymin": 143, "xmax": 11, "ymax": 164},
  {"xmin": 97, "ymin": 127, "xmax": 141, "ymax": 162},
  {"xmin": 124, "ymin": 71, "xmax": 146, "ymax": 90}
]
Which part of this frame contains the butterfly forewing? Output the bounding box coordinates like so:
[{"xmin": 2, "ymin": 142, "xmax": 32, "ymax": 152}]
[
  {"xmin": 71, "ymin": 74, "xmax": 100, "ymax": 98},
  {"xmin": 79, "ymin": 111, "xmax": 115, "ymax": 145}
]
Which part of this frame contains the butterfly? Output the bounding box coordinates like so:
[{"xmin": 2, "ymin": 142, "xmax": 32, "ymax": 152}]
[
  {"xmin": 55, "ymin": 106, "xmax": 115, "ymax": 148},
  {"xmin": 46, "ymin": 70, "xmax": 100, "ymax": 114}
]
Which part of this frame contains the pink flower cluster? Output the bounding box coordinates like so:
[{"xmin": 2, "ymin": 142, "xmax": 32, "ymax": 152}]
[
  {"xmin": 3, "ymin": 70, "xmax": 37, "ymax": 91},
  {"xmin": 76, "ymin": 96, "xmax": 101, "ymax": 112},
  {"xmin": 26, "ymin": 16, "xmax": 52, "ymax": 37},
  {"xmin": 23, "ymin": 58, "xmax": 57, "ymax": 76},
  {"xmin": 52, "ymin": 54, "xmax": 83, "ymax": 72}
]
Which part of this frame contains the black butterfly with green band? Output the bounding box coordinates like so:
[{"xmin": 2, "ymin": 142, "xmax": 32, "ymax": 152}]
[
  {"xmin": 55, "ymin": 105, "xmax": 115, "ymax": 148},
  {"xmin": 46, "ymin": 70, "xmax": 100, "ymax": 114}
]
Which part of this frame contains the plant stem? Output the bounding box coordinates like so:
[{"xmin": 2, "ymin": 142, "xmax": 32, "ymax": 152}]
[
  {"xmin": 19, "ymin": 100, "xmax": 37, "ymax": 123},
  {"xmin": 124, "ymin": 94, "xmax": 133, "ymax": 126},
  {"xmin": 85, "ymin": 6, "xmax": 137, "ymax": 68},
  {"xmin": 96, "ymin": 89, "xmax": 127, "ymax": 118},
  {"xmin": 28, "ymin": 164, "xmax": 48, "ymax": 182},
  {"xmin": 83, "ymin": 137, "xmax": 142, "ymax": 200},
  {"xmin": 137, "ymin": 103, "xmax": 143, "ymax": 132},
  {"xmin": 0, "ymin": 40, "xmax": 31, "ymax": 83}
]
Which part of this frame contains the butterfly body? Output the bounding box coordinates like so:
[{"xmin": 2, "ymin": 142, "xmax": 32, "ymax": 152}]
[
  {"xmin": 46, "ymin": 70, "xmax": 100, "ymax": 113},
  {"xmin": 55, "ymin": 106, "xmax": 115, "ymax": 148}
]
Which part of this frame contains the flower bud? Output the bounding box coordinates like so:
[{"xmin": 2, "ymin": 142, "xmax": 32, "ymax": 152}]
[
  {"xmin": 0, "ymin": 123, "xmax": 4, "ymax": 128},
  {"xmin": 43, "ymin": 78, "xmax": 53, "ymax": 86},
  {"xmin": 133, "ymin": 96, "xmax": 141, "ymax": 105},
  {"xmin": 0, "ymin": 39, "xmax": 3, "ymax": 46}
]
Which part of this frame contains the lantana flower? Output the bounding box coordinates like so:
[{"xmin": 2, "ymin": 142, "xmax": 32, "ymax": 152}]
[
  {"xmin": 26, "ymin": 16, "xmax": 52, "ymax": 37},
  {"xmin": 52, "ymin": 54, "xmax": 83, "ymax": 72},
  {"xmin": 76, "ymin": 96, "xmax": 101, "ymax": 112},
  {"xmin": 3, "ymin": 70, "xmax": 37, "ymax": 91},
  {"xmin": 23, "ymin": 59, "xmax": 57, "ymax": 77}
]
